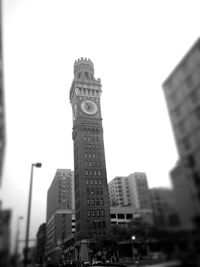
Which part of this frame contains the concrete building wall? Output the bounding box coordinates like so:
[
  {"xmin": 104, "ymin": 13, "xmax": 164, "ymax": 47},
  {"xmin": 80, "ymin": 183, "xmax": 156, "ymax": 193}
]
[{"xmin": 163, "ymin": 38, "xmax": 200, "ymax": 229}]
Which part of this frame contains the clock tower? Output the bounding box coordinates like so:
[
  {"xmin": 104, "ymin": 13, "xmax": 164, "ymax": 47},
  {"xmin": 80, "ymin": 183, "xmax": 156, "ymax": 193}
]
[{"xmin": 69, "ymin": 58, "xmax": 111, "ymax": 260}]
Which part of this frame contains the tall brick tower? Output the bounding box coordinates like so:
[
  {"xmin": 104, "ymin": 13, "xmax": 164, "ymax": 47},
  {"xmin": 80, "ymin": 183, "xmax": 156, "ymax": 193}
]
[{"xmin": 69, "ymin": 58, "xmax": 111, "ymax": 261}]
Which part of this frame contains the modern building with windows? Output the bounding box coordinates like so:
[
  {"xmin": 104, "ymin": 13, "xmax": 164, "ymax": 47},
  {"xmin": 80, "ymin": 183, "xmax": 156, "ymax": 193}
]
[
  {"xmin": 163, "ymin": 37, "xmax": 200, "ymax": 230},
  {"xmin": 45, "ymin": 169, "xmax": 75, "ymax": 262},
  {"xmin": 69, "ymin": 58, "xmax": 111, "ymax": 262},
  {"xmin": 109, "ymin": 172, "xmax": 152, "ymax": 209}
]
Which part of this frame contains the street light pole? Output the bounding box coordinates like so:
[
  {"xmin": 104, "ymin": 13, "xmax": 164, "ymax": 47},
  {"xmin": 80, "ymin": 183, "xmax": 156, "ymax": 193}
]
[
  {"xmin": 131, "ymin": 236, "xmax": 135, "ymax": 261},
  {"xmin": 24, "ymin": 163, "xmax": 42, "ymax": 267}
]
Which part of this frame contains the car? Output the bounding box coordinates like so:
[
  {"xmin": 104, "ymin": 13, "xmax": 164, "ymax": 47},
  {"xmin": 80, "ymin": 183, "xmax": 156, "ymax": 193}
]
[{"xmin": 92, "ymin": 263, "xmax": 126, "ymax": 267}]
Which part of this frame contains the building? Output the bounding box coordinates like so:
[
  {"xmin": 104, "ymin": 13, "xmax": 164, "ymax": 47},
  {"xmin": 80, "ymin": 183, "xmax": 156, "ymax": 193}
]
[
  {"xmin": 0, "ymin": 0, "xmax": 5, "ymax": 187},
  {"xmin": 110, "ymin": 206, "xmax": 154, "ymax": 226},
  {"xmin": 162, "ymin": 38, "xmax": 200, "ymax": 230},
  {"xmin": 69, "ymin": 58, "xmax": 111, "ymax": 261},
  {"xmin": 150, "ymin": 187, "xmax": 180, "ymax": 230},
  {"xmin": 0, "ymin": 203, "xmax": 11, "ymax": 267},
  {"xmin": 35, "ymin": 223, "xmax": 46, "ymax": 266},
  {"xmin": 109, "ymin": 173, "xmax": 151, "ymax": 209},
  {"xmin": 45, "ymin": 169, "xmax": 75, "ymax": 263}
]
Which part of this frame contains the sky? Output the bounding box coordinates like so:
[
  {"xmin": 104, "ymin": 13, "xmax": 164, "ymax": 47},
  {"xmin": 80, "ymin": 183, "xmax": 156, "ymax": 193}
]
[{"xmin": 1, "ymin": 0, "xmax": 200, "ymax": 253}]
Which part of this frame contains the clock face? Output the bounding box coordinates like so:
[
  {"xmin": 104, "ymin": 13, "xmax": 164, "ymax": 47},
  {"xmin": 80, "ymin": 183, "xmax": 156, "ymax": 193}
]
[{"xmin": 81, "ymin": 100, "xmax": 98, "ymax": 115}]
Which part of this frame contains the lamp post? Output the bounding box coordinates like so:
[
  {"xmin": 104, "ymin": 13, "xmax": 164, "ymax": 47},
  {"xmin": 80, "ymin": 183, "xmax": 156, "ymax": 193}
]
[
  {"xmin": 24, "ymin": 163, "xmax": 42, "ymax": 267},
  {"xmin": 15, "ymin": 216, "xmax": 23, "ymax": 265},
  {"xmin": 131, "ymin": 236, "xmax": 136, "ymax": 261}
]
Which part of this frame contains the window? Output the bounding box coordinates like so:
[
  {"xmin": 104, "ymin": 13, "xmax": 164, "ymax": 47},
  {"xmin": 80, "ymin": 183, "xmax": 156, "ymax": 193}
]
[
  {"xmin": 100, "ymin": 198, "xmax": 104, "ymax": 205},
  {"xmin": 100, "ymin": 188, "xmax": 103, "ymax": 195},
  {"xmin": 97, "ymin": 209, "xmax": 100, "ymax": 217},
  {"xmin": 92, "ymin": 210, "xmax": 96, "ymax": 217},
  {"xmin": 78, "ymin": 72, "xmax": 81, "ymax": 78},
  {"xmin": 94, "ymin": 179, "xmax": 98, "ymax": 184},
  {"xmin": 93, "ymin": 153, "xmax": 96, "ymax": 158},
  {"xmin": 98, "ymin": 170, "xmax": 102, "ymax": 176},
  {"xmin": 126, "ymin": 214, "xmax": 133, "ymax": 219},
  {"xmin": 85, "ymin": 72, "xmax": 89, "ymax": 79},
  {"xmin": 96, "ymin": 198, "xmax": 99, "ymax": 205},
  {"xmin": 117, "ymin": 214, "xmax": 125, "ymax": 219},
  {"xmin": 89, "ymin": 161, "xmax": 92, "ymax": 167},
  {"xmin": 85, "ymin": 161, "xmax": 88, "ymax": 166},
  {"xmin": 101, "ymin": 209, "xmax": 105, "ymax": 217},
  {"xmin": 85, "ymin": 153, "xmax": 87, "ymax": 158},
  {"xmin": 95, "ymin": 188, "xmax": 99, "ymax": 195},
  {"xmin": 91, "ymin": 198, "xmax": 95, "ymax": 205},
  {"xmin": 91, "ymin": 188, "xmax": 94, "ymax": 195},
  {"xmin": 91, "ymin": 180, "xmax": 93, "ymax": 185},
  {"xmin": 89, "ymin": 153, "xmax": 91, "ymax": 158},
  {"xmin": 87, "ymin": 198, "xmax": 90, "ymax": 205},
  {"xmin": 94, "ymin": 170, "xmax": 97, "ymax": 175},
  {"xmin": 84, "ymin": 136, "xmax": 87, "ymax": 141},
  {"xmin": 88, "ymin": 210, "xmax": 91, "ymax": 217},
  {"xmin": 87, "ymin": 188, "xmax": 90, "ymax": 195},
  {"xmin": 86, "ymin": 180, "xmax": 89, "ymax": 185},
  {"xmin": 85, "ymin": 170, "xmax": 88, "ymax": 175},
  {"xmin": 99, "ymin": 179, "xmax": 102, "ymax": 185}
]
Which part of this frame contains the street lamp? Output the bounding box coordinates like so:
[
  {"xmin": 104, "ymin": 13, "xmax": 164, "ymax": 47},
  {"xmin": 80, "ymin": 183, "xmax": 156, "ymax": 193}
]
[
  {"xmin": 24, "ymin": 163, "xmax": 42, "ymax": 267},
  {"xmin": 15, "ymin": 216, "xmax": 23, "ymax": 264},
  {"xmin": 131, "ymin": 236, "xmax": 136, "ymax": 261}
]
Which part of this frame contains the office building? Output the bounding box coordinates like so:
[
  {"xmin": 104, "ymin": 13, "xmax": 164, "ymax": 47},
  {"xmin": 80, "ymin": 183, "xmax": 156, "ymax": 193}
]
[
  {"xmin": 163, "ymin": 38, "xmax": 200, "ymax": 229},
  {"xmin": 45, "ymin": 169, "xmax": 75, "ymax": 262},
  {"xmin": 69, "ymin": 58, "xmax": 111, "ymax": 261},
  {"xmin": 109, "ymin": 172, "xmax": 151, "ymax": 209}
]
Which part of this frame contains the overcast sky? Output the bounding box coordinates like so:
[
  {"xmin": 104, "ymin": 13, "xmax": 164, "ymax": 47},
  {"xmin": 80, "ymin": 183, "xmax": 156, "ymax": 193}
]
[{"xmin": 1, "ymin": 0, "xmax": 199, "ymax": 253}]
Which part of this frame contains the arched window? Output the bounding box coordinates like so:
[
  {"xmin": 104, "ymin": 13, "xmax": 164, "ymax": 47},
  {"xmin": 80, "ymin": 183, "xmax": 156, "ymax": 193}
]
[{"xmin": 85, "ymin": 72, "xmax": 89, "ymax": 79}]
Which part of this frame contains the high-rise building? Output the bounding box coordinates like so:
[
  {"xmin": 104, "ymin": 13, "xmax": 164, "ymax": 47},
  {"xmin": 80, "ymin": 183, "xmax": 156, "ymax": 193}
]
[
  {"xmin": 45, "ymin": 169, "xmax": 75, "ymax": 262},
  {"xmin": 163, "ymin": 38, "xmax": 200, "ymax": 229},
  {"xmin": 69, "ymin": 58, "xmax": 111, "ymax": 261},
  {"xmin": 109, "ymin": 172, "xmax": 151, "ymax": 209}
]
